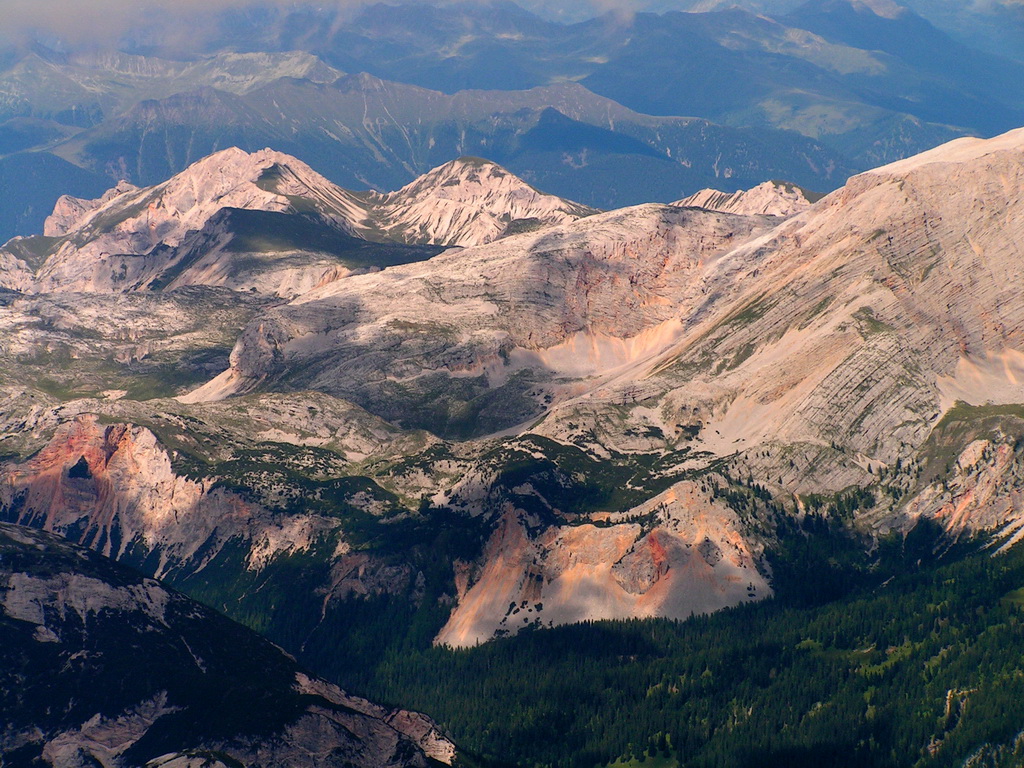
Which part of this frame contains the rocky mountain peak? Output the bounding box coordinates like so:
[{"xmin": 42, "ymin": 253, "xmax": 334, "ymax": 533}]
[
  {"xmin": 25, "ymin": 147, "xmax": 371, "ymax": 292},
  {"xmin": 4, "ymin": 146, "xmax": 597, "ymax": 294},
  {"xmin": 44, "ymin": 180, "xmax": 140, "ymax": 237},
  {"xmin": 146, "ymin": 146, "xmax": 354, "ymax": 226},
  {"xmin": 863, "ymin": 124, "xmax": 1024, "ymax": 177},
  {"xmin": 41, "ymin": 146, "xmax": 336, "ymax": 250},
  {"xmin": 372, "ymin": 156, "xmax": 598, "ymax": 246},
  {"xmin": 673, "ymin": 179, "xmax": 819, "ymax": 218}
]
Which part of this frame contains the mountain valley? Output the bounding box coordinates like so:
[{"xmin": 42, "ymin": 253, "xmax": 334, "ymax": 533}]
[{"xmin": 2, "ymin": 2, "xmax": 1024, "ymax": 766}]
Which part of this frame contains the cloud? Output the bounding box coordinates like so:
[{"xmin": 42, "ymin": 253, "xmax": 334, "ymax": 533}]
[
  {"xmin": 0, "ymin": 0, "xmax": 648, "ymax": 51},
  {"xmin": 0, "ymin": 0, "xmax": 361, "ymax": 49},
  {"xmin": 3, "ymin": 0, "xmax": 205, "ymax": 35}
]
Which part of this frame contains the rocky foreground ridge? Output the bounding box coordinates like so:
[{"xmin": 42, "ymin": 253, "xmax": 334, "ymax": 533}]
[
  {"xmin": 0, "ymin": 522, "xmax": 454, "ymax": 768},
  {"xmin": 1, "ymin": 129, "xmax": 1024, "ymax": 653}
]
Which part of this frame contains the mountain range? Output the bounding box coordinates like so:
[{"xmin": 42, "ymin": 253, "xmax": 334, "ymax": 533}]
[
  {"xmin": 511, "ymin": 0, "xmax": 1024, "ymax": 62},
  {"xmin": 0, "ymin": 53, "xmax": 850, "ymax": 244},
  {"xmin": 1, "ymin": 0, "xmax": 1021, "ymax": 246},
  {"xmin": 0, "ymin": 149, "xmax": 594, "ymax": 295},
  {"xmin": 0, "ymin": 125, "xmax": 1022, "ymax": 657},
  {"xmin": 167, "ymin": 0, "xmax": 1024, "ymax": 153},
  {"xmin": 2, "ymin": 1, "xmax": 1024, "ymax": 764}
]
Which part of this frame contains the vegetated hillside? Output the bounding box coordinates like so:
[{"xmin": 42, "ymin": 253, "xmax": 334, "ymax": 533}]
[
  {"xmin": 0, "ymin": 522, "xmax": 454, "ymax": 768},
  {"xmin": 343, "ymin": 523, "xmax": 1024, "ymax": 768}
]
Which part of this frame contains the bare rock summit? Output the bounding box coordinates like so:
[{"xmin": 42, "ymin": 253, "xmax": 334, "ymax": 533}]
[
  {"xmin": 2, "ymin": 149, "xmax": 592, "ymax": 295},
  {"xmin": 674, "ymin": 179, "xmax": 819, "ymax": 218}
]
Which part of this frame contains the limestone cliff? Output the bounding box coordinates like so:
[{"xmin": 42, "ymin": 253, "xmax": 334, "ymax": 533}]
[
  {"xmin": 437, "ymin": 480, "xmax": 769, "ymax": 647},
  {"xmin": 2, "ymin": 414, "xmax": 335, "ymax": 577}
]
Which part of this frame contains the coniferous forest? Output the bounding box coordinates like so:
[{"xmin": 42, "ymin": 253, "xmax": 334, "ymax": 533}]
[{"xmin": 309, "ymin": 520, "xmax": 1024, "ymax": 768}]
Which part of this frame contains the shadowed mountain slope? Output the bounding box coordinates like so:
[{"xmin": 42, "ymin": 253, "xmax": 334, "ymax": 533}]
[{"xmin": 0, "ymin": 522, "xmax": 454, "ymax": 768}]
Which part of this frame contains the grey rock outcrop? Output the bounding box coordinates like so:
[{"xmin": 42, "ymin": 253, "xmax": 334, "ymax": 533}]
[{"xmin": 183, "ymin": 202, "xmax": 774, "ymax": 434}]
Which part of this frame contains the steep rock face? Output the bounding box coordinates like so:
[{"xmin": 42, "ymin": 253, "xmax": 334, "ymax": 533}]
[
  {"xmin": 674, "ymin": 179, "xmax": 819, "ymax": 217},
  {"xmin": 871, "ymin": 403, "xmax": 1024, "ymax": 544},
  {"xmin": 534, "ymin": 127, "xmax": 1024, "ymax": 527},
  {"xmin": 0, "ymin": 394, "xmax": 447, "ymax": 646},
  {"xmin": 436, "ymin": 480, "xmax": 769, "ymax": 647},
  {"xmin": 1, "ymin": 414, "xmax": 332, "ymax": 577},
  {"xmin": 45, "ymin": 181, "xmax": 141, "ymax": 237},
  {"xmin": 904, "ymin": 438, "xmax": 1024, "ymax": 540},
  {"xmin": 367, "ymin": 156, "xmax": 597, "ymax": 246},
  {"xmin": 0, "ymin": 522, "xmax": 454, "ymax": 768},
  {"xmin": 710, "ymin": 127, "xmax": 1024, "ymax": 458},
  {"xmin": 0, "ymin": 247, "xmax": 34, "ymax": 292}
]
